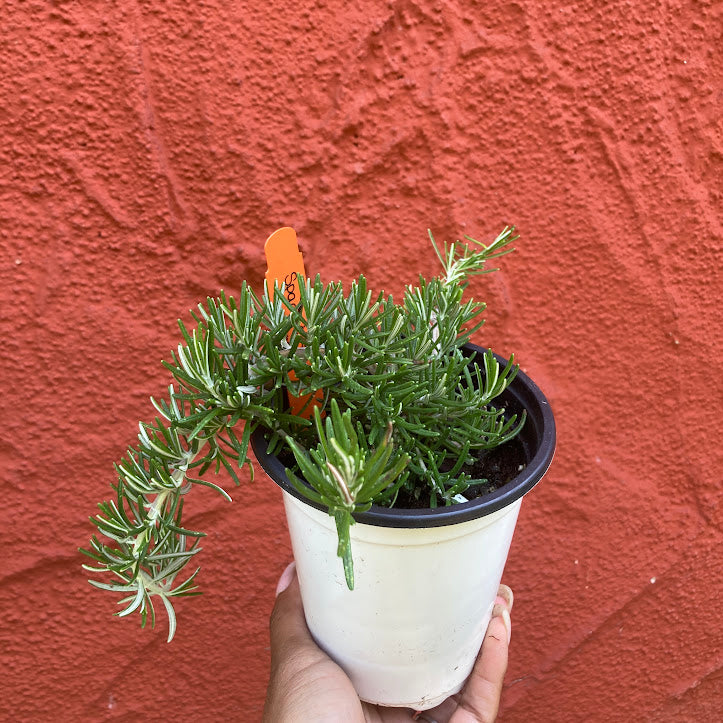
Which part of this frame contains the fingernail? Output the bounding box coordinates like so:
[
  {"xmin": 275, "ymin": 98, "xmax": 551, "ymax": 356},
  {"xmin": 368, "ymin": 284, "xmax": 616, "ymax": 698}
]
[
  {"xmin": 492, "ymin": 603, "xmax": 512, "ymax": 644},
  {"xmin": 497, "ymin": 584, "xmax": 514, "ymax": 612},
  {"xmin": 275, "ymin": 561, "xmax": 296, "ymax": 596}
]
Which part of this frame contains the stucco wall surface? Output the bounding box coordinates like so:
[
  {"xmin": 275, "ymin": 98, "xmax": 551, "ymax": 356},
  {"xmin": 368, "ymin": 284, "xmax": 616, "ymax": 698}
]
[{"xmin": 1, "ymin": 0, "xmax": 721, "ymax": 721}]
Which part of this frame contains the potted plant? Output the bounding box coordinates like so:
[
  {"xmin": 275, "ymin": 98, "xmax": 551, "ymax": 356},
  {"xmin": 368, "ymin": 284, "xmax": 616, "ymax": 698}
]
[{"xmin": 82, "ymin": 225, "xmax": 555, "ymax": 710}]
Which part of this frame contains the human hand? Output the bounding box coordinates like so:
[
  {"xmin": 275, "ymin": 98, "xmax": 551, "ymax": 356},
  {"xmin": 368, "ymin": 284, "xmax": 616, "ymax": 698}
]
[{"xmin": 263, "ymin": 562, "xmax": 513, "ymax": 722}]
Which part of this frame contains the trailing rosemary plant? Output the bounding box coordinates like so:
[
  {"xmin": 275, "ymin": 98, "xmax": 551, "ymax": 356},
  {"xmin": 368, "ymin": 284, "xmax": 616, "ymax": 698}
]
[{"xmin": 81, "ymin": 226, "xmax": 525, "ymax": 640}]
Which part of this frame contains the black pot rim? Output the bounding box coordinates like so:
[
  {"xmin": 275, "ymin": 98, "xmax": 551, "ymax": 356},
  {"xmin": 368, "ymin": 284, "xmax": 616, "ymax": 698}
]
[{"xmin": 250, "ymin": 342, "xmax": 556, "ymax": 528}]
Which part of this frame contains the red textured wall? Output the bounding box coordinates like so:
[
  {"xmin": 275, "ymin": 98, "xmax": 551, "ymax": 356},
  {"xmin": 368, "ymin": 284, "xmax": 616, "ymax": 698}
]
[{"xmin": 1, "ymin": 1, "xmax": 721, "ymax": 720}]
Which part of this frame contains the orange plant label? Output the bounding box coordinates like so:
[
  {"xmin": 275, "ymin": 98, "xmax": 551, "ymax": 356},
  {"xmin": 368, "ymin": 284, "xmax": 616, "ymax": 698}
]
[
  {"xmin": 265, "ymin": 227, "xmax": 306, "ymax": 307},
  {"xmin": 264, "ymin": 227, "xmax": 322, "ymax": 419}
]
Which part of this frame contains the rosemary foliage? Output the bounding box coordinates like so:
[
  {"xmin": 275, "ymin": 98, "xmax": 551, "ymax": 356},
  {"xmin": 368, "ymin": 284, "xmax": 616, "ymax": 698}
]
[{"xmin": 81, "ymin": 226, "xmax": 525, "ymax": 640}]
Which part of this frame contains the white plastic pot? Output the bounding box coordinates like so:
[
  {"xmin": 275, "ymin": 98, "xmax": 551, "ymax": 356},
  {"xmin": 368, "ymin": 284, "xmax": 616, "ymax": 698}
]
[
  {"xmin": 252, "ymin": 344, "xmax": 555, "ymax": 710},
  {"xmin": 282, "ymin": 490, "xmax": 522, "ymax": 709}
]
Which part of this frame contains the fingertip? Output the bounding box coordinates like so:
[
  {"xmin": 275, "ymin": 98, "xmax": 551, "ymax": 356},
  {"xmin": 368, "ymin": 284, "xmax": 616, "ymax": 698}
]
[
  {"xmin": 500, "ymin": 608, "xmax": 512, "ymax": 645},
  {"xmin": 491, "ymin": 601, "xmax": 512, "ymax": 645},
  {"xmin": 454, "ymin": 607, "xmax": 510, "ymax": 722},
  {"xmin": 269, "ymin": 562, "xmax": 312, "ymax": 660},
  {"xmin": 497, "ymin": 583, "xmax": 514, "ymax": 612},
  {"xmin": 275, "ymin": 561, "xmax": 297, "ymax": 596}
]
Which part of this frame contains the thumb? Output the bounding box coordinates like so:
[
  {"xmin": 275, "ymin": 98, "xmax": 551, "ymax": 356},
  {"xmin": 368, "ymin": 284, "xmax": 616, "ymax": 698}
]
[
  {"xmin": 264, "ymin": 562, "xmax": 328, "ymax": 722},
  {"xmin": 264, "ymin": 563, "xmax": 365, "ymax": 722},
  {"xmin": 268, "ymin": 562, "xmax": 318, "ymax": 665}
]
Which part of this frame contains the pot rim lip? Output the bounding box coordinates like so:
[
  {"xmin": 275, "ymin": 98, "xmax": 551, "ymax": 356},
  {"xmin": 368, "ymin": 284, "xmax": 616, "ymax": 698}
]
[{"xmin": 251, "ymin": 343, "xmax": 556, "ymax": 528}]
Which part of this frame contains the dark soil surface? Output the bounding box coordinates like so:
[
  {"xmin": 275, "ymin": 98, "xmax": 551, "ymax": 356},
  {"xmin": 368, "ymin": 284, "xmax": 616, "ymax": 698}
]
[
  {"xmin": 275, "ymin": 435, "xmax": 528, "ymax": 510},
  {"xmin": 392, "ymin": 436, "xmax": 527, "ymax": 509}
]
